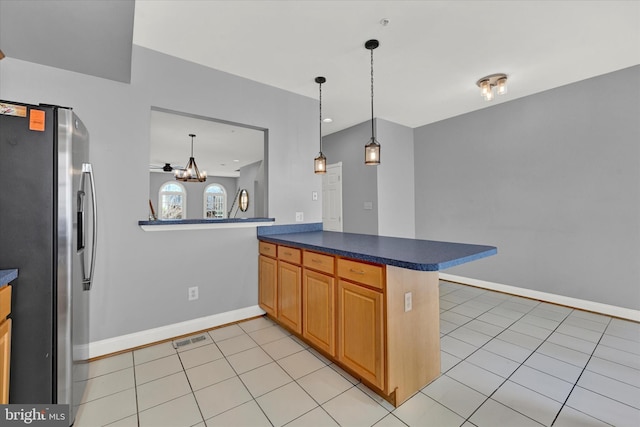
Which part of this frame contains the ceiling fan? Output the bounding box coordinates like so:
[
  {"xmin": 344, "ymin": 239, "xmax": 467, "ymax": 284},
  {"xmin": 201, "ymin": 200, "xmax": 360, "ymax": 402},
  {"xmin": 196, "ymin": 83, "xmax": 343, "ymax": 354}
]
[{"xmin": 149, "ymin": 162, "xmax": 182, "ymax": 172}]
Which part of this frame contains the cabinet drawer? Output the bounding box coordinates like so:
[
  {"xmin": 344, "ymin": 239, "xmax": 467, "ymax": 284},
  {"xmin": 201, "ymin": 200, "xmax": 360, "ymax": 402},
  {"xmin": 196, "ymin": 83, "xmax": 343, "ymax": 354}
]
[
  {"xmin": 278, "ymin": 246, "xmax": 301, "ymax": 264},
  {"xmin": 0, "ymin": 286, "xmax": 10, "ymax": 320},
  {"xmin": 337, "ymin": 259, "xmax": 384, "ymax": 290},
  {"xmin": 303, "ymin": 251, "xmax": 335, "ymax": 275},
  {"xmin": 259, "ymin": 241, "xmax": 277, "ymax": 257}
]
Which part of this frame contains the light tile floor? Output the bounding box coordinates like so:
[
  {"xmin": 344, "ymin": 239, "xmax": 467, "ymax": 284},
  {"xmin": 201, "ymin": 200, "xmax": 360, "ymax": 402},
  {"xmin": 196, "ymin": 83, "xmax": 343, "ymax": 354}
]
[{"xmin": 75, "ymin": 281, "xmax": 640, "ymax": 427}]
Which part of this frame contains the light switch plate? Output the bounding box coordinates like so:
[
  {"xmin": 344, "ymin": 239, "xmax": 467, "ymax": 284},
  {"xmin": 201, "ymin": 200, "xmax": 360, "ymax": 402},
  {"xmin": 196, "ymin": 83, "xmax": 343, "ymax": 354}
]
[{"xmin": 295, "ymin": 212, "xmax": 304, "ymax": 222}]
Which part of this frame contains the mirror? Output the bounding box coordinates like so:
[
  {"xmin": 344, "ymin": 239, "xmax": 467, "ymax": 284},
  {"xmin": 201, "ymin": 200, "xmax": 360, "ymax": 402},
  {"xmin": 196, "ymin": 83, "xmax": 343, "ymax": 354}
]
[
  {"xmin": 239, "ymin": 189, "xmax": 249, "ymax": 212},
  {"xmin": 149, "ymin": 108, "xmax": 267, "ymax": 220}
]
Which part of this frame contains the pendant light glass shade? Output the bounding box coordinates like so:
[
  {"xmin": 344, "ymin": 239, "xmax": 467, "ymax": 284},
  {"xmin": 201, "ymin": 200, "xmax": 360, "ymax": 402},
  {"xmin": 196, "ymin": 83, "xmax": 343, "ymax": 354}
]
[
  {"xmin": 365, "ymin": 138, "xmax": 380, "ymax": 165},
  {"xmin": 314, "ymin": 152, "xmax": 327, "ymax": 173},
  {"xmin": 175, "ymin": 133, "xmax": 207, "ymax": 182},
  {"xmin": 365, "ymin": 39, "xmax": 380, "ymax": 166},
  {"xmin": 314, "ymin": 76, "xmax": 327, "ymax": 174}
]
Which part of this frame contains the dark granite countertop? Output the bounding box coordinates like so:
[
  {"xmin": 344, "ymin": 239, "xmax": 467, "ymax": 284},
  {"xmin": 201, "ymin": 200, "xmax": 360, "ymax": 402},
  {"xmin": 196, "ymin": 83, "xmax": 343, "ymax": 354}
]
[
  {"xmin": 258, "ymin": 230, "xmax": 496, "ymax": 271},
  {"xmin": 0, "ymin": 269, "xmax": 18, "ymax": 286}
]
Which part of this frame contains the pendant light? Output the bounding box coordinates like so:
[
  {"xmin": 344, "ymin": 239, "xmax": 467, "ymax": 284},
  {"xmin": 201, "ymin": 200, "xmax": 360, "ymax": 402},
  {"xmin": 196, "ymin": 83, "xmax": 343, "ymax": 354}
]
[
  {"xmin": 364, "ymin": 39, "xmax": 381, "ymax": 165},
  {"xmin": 314, "ymin": 76, "xmax": 327, "ymax": 174},
  {"xmin": 175, "ymin": 133, "xmax": 207, "ymax": 182}
]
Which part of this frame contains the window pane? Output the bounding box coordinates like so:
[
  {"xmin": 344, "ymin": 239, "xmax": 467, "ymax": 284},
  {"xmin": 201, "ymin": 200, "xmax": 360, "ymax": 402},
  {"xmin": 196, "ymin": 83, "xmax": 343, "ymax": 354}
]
[
  {"xmin": 205, "ymin": 185, "xmax": 224, "ymax": 194},
  {"xmin": 205, "ymin": 194, "xmax": 224, "ymax": 218},
  {"xmin": 162, "ymin": 183, "xmax": 183, "ymax": 192},
  {"xmin": 162, "ymin": 194, "xmax": 183, "ymax": 219}
]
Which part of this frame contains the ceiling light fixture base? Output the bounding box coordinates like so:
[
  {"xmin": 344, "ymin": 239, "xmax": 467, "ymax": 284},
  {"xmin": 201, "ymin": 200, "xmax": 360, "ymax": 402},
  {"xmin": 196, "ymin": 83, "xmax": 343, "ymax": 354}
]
[
  {"xmin": 476, "ymin": 73, "xmax": 508, "ymax": 101},
  {"xmin": 365, "ymin": 39, "xmax": 379, "ymax": 50}
]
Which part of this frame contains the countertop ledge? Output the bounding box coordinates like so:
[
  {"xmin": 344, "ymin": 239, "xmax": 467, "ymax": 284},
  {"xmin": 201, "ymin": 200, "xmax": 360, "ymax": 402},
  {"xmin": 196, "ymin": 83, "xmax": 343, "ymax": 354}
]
[
  {"xmin": 0, "ymin": 269, "xmax": 18, "ymax": 286},
  {"xmin": 139, "ymin": 217, "xmax": 275, "ymax": 231},
  {"xmin": 259, "ymin": 231, "xmax": 496, "ymax": 271}
]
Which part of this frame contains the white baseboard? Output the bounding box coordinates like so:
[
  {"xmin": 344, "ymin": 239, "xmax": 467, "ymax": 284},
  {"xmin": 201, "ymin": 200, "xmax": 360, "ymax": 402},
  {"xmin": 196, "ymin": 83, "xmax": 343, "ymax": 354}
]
[
  {"xmin": 439, "ymin": 273, "xmax": 640, "ymax": 322},
  {"xmin": 88, "ymin": 305, "xmax": 266, "ymax": 359}
]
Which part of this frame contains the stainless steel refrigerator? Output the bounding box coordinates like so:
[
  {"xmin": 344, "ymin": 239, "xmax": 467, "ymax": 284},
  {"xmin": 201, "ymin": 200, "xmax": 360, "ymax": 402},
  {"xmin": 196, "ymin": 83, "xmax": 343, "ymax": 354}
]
[{"xmin": 0, "ymin": 100, "xmax": 96, "ymax": 425}]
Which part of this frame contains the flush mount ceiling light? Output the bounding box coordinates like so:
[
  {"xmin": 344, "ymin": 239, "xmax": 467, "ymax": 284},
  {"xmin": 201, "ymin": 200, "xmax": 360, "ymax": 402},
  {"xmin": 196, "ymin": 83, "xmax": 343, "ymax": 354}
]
[
  {"xmin": 364, "ymin": 39, "xmax": 381, "ymax": 166},
  {"xmin": 314, "ymin": 76, "xmax": 327, "ymax": 174},
  {"xmin": 175, "ymin": 133, "xmax": 207, "ymax": 182},
  {"xmin": 476, "ymin": 73, "xmax": 508, "ymax": 101}
]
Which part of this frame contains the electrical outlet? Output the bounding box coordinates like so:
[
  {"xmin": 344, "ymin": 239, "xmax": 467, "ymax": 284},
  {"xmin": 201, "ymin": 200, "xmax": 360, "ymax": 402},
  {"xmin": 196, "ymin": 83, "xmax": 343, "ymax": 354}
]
[
  {"xmin": 312, "ymin": 191, "xmax": 318, "ymax": 201},
  {"xmin": 188, "ymin": 286, "xmax": 199, "ymax": 301},
  {"xmin": 404, "ymin": 292, "xmax": 412, "ymax": 312},
  {"xmin": 295, "ymin": 212, "xmax": 304, "ymax": 222}
]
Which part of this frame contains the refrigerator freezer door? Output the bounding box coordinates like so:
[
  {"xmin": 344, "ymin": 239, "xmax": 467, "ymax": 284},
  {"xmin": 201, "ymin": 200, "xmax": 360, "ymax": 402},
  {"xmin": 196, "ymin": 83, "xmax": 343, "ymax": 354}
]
[{"xmin": 56, "ymin": 108, "xmax": 91, "ymax": 425}]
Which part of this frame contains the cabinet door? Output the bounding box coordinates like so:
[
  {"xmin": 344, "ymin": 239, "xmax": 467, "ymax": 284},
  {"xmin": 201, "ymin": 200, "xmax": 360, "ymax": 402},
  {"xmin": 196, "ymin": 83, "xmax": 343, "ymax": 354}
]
[
  {"xmin": 0, "ymin": 319, "xmax": 11, "ymax": 404},
  {"xmin": 278, "ymin": 261, "xmax": 302, "ymax": 334},
  {"xmin": 303, "ymin": 269, "xmax": 335, "ymax": 356},
  {"xmin": 258, "ymin": 255, "xmax": 278, "ymax": 317},
  {"xmin": 337, "ymin": 280, "xmax": 384, "ymax": 390}
]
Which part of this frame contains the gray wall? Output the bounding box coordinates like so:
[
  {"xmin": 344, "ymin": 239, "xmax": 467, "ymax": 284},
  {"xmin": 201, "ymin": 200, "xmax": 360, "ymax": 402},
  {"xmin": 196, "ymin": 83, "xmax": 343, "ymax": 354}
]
[
  {"xmin": 414, "ymin": 65, "xmax": 640, "ymax": 310},
  {"xmin": 323, "ymin": 120, "xmax": 379, "ymax": 235},
  {"xmin": 149, "ymin": 173, "xmax": 238, "ymax": 219},
  {"xmin": 0, "ymin": 45, "xmax": 322, "ymax": 342},
  {"xmin": 376, "ymin": 119, "xmax": 415, "ymax": 238}
]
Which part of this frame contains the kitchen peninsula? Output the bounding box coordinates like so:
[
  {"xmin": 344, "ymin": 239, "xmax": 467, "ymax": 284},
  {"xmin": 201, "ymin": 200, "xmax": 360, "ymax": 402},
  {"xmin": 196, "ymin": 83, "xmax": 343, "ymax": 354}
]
[{"xmin": 257, "ymin": 224, "xmax": 496, "ymax": 406}]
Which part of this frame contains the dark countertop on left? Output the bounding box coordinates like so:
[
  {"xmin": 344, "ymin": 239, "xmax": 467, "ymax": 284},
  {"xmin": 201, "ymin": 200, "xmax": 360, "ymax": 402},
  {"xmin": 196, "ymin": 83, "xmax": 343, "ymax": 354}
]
[{"xmin": 0, "ymin": 269, "xmax": 18, "ymax": 286}]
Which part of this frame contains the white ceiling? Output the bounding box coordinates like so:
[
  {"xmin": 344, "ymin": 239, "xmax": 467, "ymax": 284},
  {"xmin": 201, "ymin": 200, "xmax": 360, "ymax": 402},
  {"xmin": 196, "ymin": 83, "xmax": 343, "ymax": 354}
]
[{"xmin": 134, "ymin": 0, "xmax": 640, "ymax": 135}]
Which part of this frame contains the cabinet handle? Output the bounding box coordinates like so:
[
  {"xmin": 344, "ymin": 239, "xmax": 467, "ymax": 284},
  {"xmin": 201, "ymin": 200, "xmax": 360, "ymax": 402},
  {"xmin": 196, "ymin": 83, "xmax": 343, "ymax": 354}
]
[
  {"xmin": 349, "ymin": 268, "xmax": 365, "ymax": 275},
  {"xmin": 264, "ymin": 247, "xmax": 271, "ymax": 251},
  {"xmin": 311, "ymin": 259, "xmax": 322, "ymax": 264},
  {"xmin": 284, "ymin": 251, "xmax": 292, "ymax": 256}
]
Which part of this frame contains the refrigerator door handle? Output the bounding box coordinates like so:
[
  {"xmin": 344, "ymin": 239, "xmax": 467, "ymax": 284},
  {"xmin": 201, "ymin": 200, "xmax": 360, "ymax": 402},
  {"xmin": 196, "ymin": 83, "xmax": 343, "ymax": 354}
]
[{"xmin": 82, "ymin": 163, "xmax": 97, "ymax": 290}]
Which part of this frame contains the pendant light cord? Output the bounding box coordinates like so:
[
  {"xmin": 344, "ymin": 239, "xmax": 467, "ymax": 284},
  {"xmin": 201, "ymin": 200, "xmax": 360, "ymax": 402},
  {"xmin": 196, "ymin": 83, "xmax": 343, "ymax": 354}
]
[
  {"xmin": 319, "ymin": 80, "xmax": 323, "ymax": 152},
  {"xmin": 370, "ymin": 47, "xmax": 375, "ymax": 140}
]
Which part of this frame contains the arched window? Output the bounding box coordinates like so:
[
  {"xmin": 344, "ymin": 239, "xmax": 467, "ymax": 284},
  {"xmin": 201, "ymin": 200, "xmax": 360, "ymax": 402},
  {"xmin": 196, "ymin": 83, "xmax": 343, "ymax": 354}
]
[
  {"xmin": 204, "ymin": 184, "xmax": 227, "ymax": 218},
  {"xmin": 159, "ymin": 182, "xmax": 186, "ymax": 219}
]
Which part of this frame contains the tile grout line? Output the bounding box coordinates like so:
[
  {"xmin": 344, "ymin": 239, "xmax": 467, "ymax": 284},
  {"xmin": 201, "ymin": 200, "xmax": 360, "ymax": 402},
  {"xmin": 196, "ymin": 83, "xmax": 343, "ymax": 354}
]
[
  {"xmin": 130, "ymin": 351, "xmax": 141, "ymax": 427},
  {"xmin": 549, "ymin": 316, "xmax": 612, "ymax": 426}
]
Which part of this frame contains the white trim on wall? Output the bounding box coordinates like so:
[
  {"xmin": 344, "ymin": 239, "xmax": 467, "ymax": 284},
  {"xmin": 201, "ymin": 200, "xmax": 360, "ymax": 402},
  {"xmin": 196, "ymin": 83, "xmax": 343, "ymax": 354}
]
[
  {"xmin": 440, "ymin": 273, "xmax": 640, "ymax": 322},
  {"xmin": 88, "ymin": 305, "xmax": 266, "ymax": 359}
]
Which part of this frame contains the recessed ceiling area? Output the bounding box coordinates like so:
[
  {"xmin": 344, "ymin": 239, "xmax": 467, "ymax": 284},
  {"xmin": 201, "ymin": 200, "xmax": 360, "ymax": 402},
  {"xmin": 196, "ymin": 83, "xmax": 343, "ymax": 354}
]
[{"xmin": 149, "ymin": 109, "xmax": 265, "ymax": 178}]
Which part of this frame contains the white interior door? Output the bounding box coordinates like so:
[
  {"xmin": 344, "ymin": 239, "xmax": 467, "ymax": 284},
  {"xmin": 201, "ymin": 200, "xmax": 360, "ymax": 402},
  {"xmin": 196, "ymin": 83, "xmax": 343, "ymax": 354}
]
[{"xmin": 322, "ymin": 162, "xmax": 343, "ymax": 231}]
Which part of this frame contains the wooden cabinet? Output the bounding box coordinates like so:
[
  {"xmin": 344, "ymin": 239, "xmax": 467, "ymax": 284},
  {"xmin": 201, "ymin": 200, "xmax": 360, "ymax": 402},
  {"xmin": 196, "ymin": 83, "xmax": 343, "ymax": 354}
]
[
  {"xmin": 302, "ymin": 251, "xmax": 336, "ymax": 356},
  {"xmin": 303, "ymin": 269, "xmax": 335, "ymax": 356},
  {"xmin": 257, "ymin": 240, "xmax": 440, "ymax": 407},
  {"xmin": 337, "ymin": 279, "xmax": 384, "ymax": 389},
  {"xmin": 258, "ymin": 255, "xmax": 277, "ymax": 317},
  {"xmin": 0, "ymin": 284, "xmax": 12, "ymax": 404},
  {"xmin": 277, "ymin": 260, "xmax": 302, "ymax": 334}
]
